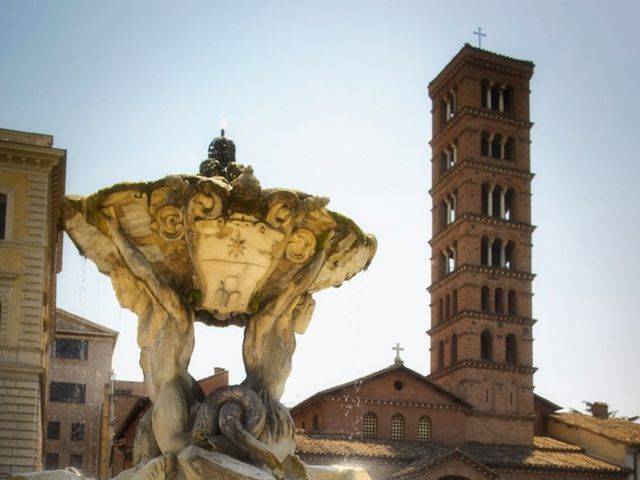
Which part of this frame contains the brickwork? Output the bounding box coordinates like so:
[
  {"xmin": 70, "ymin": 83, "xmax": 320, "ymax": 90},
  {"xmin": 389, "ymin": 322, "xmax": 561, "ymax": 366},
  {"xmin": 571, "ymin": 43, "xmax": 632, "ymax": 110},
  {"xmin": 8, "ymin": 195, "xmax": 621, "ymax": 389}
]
[{"xmin": 427, "ymin": 46, "xmax": 536, "ymax": 445}]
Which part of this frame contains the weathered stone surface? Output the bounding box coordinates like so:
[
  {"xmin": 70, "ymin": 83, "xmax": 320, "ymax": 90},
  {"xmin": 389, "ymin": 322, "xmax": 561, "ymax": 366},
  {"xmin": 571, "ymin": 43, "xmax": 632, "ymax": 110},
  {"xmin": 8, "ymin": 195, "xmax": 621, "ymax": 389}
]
[
  {"xmin": 62, "ymin": 165, "xmax": 375, "ymax": 480},
  {"xmin": 306, "ymin": 465, "xmax": 373, "ymax": 480},
  {"xmin": 178, "ymin": 446, "xmax": 276, "ymax": 480},
  {"xmin": 10, "ymin": 468, "xmax": 86, "ymax": 480}
]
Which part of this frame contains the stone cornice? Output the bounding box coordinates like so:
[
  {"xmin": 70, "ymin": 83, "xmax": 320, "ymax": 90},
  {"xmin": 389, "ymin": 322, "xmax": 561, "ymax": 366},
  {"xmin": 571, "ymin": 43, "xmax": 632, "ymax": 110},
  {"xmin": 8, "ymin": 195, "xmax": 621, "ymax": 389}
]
[
  {"xmin": 0, "ymin": 150, "xmax": 65, "ymax": 171},
  {"xmin": 428, "ymin": 265, "xmax": 536, "ymax": 293},
  {"xmin": 430, "ymin": 157, "xmax": 534, "ymax": 197},
  {"xmin": 0, "ymin": 239, "xmax": 48, "ymax": 251},
  {"xmin": 429, "ymin": 214, "xmax": 535, "ymax": 246},
  {"xmin": 427, "ymin": 360, "xmax": 537, "ymax": 381},
  {"xmin": 325, "ymin": 396, "xmax": 466, "ymax": 411},
  {"xmin": 427, "ymin": 310, "xmax": 537, "ymax": 336},
  {"xmin": 430, "ymin": 106, "xmax": 533, "ymax": 146}
]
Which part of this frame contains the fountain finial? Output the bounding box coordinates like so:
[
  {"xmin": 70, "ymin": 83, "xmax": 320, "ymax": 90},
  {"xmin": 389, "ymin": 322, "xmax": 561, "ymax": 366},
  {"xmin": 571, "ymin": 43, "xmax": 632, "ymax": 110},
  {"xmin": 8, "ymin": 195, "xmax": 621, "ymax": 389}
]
[{"xmin": 200, "ymin": 119, "xmax": 241, "ymax": 180}]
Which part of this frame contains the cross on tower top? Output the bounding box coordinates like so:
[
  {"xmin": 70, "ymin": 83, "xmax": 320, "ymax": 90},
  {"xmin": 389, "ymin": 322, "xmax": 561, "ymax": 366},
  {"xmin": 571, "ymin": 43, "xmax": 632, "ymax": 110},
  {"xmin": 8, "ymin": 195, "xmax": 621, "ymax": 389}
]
[
  {"xmin": 392, "ymin": 342, "xmax": 404, "ymax": 364},
  {"xmin": 473, "ymin": 27, "xmax": 487, "ymax": 49}
]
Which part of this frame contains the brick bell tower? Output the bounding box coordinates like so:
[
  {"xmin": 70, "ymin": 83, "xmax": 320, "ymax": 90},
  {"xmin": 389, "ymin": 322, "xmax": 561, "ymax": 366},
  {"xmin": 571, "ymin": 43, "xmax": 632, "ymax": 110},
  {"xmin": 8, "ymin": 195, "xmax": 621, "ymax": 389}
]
[{"xmin": 426, "ymin": 45, "xmax": 536, "ymax": 445}]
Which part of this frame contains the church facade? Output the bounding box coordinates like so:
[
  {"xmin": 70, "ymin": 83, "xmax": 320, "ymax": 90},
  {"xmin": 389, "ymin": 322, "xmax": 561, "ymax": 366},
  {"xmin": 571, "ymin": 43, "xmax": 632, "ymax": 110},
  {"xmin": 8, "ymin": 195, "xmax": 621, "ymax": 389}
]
[{"xmin": 291, "ymin": 45, "xmax": 638, "ymax": 480}]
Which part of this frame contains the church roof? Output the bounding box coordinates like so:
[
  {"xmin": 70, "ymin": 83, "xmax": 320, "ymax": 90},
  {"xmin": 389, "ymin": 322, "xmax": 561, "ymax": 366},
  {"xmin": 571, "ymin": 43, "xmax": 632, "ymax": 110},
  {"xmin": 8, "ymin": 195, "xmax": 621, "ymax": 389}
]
[
  {"xmin": 56, "ymin": 308, "xmax": 119, "ymax": 337},
  {"xmin": 551, "ymin": 413, "xmax": 640, "ymax": 447},
  {"xmin": 290, "ymin": 362, "xmax": 470, "ymax": 413},
  {"xmin": 295, "ymin": 434, "xmax": 627, "ymax": 476}
]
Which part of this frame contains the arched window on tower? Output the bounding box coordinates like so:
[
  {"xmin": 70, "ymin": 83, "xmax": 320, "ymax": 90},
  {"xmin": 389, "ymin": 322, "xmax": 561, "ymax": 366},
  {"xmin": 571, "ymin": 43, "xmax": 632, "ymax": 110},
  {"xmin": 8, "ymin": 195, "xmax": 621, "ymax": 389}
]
[
  {"xmin": 440, "ymin": 151, "xmax": 448, "ymax": 176},
  {"xmin": 440, "ymin": 99, "xmax": 448, "ymax": 128},
  {"xmin": 363, "ymin": 412, "xmax": 377, "ymax": 439},
  {"xmin": 438, "ymin": 298, "xmax": 444, "ymax": 324},
  {"xmin": 505, "ymin": 137, "xmax": 515, "ymax": 161},
  {"xmin": 440, "ymin": 200, "xmax": 448, "ymax": 231},
  {"xmin": 481, "ymin": 330, "xmax": 493, "ymax": 361},
  {"xmin": 491, "ymin": 239, "xmax": 502, "ymax": 268},
  {"xmin": 481, "ymin": 80, "xmax": 489, "ymax": 108},
  {"xmin": 491, "ymin": 134, "xmax": 502, "ymax": 159},
  {"xmin": 438, "ymin": 340, "xmax": 445, "ymax": 370},
  {"xmin": 505, "ymin": 334, "xmax": 518, "ymax": 364},
  {"xmin": 418, "ymin": 416, "xmax": 432, "ymax": 442},
  {"xmin": 451, "ymin": 334, "xmax": 458, "ymax": 364},
  {"xmin": 445, "ymin": 294, "xmax": 451, "ymax": 321},
  {"xmin": 508, "ymin": 289, "xmax": 517, "ymax": 315},
  {"xmin": 491, "ymin": 186, "xmax": 501, "ymax": 217},
  {"xmin": 503, "ymin": 86, "xmax": 513, "ymax": 113},
  {"xmin": 481, "ymin": 286, "xmax": 490, "ymax": 311},
  {"xmin": 481, "ymin": 237, "xmax": 490, "ymax": 266},
  {"xmin": 494, "ymin": 288, "xmax": 504, "ymax": 314},
  {"xmin": 504, "ymin": 188, "xmax": 514, "ymax": 220},
  {"xmin": 452, "ymin": 290, "xmax": 458, "ymax": 315},
  {"xmin": 390, "ymin": 414, "xmax": 405, "ymax": 440},
  {"xmin": 505, "ymin": 242, "xmax": 515, "ymax": 269},
  {"xmin": 491, "ymin": 86, "xmax": 500, "ymax": 112},
  {"xmin": 481, "ymin": 131, "xmax": 490, "ymax": 157}
]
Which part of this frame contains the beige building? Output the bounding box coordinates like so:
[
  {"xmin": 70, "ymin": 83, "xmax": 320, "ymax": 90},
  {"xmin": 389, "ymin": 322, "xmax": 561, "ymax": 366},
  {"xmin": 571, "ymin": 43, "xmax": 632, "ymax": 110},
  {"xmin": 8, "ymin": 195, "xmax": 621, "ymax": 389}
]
[
  {"xmin": 0, "ymin": 129, "xmax": 66, "ymax": 479},
  {"xmin": 43, "ymin": 309, "xmax": 117, "ymax": 477},
  {"xmin": 549, "ymin": 406, "xmax": 640, "ymax": 480}
]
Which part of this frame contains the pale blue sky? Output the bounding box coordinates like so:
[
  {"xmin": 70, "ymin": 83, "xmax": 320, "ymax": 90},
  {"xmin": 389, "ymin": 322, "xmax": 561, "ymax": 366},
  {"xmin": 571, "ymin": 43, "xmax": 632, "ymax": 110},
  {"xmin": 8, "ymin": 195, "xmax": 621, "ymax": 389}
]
[{"xmin": 1, "ymin": 0, "xmax": 638, "ymax": 416}]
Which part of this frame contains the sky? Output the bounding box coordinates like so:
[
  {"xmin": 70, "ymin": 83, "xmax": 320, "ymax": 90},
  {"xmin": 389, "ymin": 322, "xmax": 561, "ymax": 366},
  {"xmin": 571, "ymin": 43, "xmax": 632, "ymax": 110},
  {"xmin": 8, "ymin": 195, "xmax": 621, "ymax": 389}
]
[{"xmin": 1, "ymin": 0, "xmax": 638, "ymax": 417}]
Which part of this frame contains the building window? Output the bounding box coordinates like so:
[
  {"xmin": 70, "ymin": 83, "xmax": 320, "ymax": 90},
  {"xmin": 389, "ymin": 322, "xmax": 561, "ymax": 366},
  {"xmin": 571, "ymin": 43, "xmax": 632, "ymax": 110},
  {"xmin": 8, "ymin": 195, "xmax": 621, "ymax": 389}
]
[
  {"xmin": 54, "ymin": 338, "xmax": 88, "ymax": 360},
  {"xmin": 71, "ymin": 422, "xmax": 85, "ymax": 441},
  {"xmin": 417, "ymin": 416, "xmax": 432, "ymax": 442},
  {"xmin": 506, "ymin": 334, "xmax": 518, "ymax": 364},
  {"xmin": 70, "ymin": 454, "xmax": 83, "ymax": 469},
  {"xmin": 482, "ymin": 81, "xmax": 512, "ymax": 113},
  {"xmin": 508, "ymin": 289, "xmax": 517, "ymax": 315},
  {"xmin": 0, "ymin": 193, "xmax": 6, "ymax": 240},
  {"xmin": 480, "ymin": 132, "xmax": 515, "ymax": 161},
  {"xmin": 452, "ymin": 289, "xmax": 458, "ymax": 315},
  {"xmin": 444, "ymin": 294, "xmax": 451, "ymax": 321},
  {"xmin": 438, "ymin": 340, "xmax": 445, "ymax": 370},
  {"xmin": 495, "ymin": 288, "xmax": 504, "ymax": 314},
  {"xmin": 312, "ymin": 414, "xmax": 319, "ymax": 431},
  {"xmin": 481, "ymin": 131, "xmax": 490, "ymax": 156},
  {"xmin": 481, "ymin": 286, "xmax": 490, "ymax": 311},
  {"xmin": 505, "ymin": 241, "xmax": 515, "ymax": 269},
  {"xmin": 504, "ymin": 137, "xmax": 514, "ymax": 160},
  {"xmin": 49, "ymin": 382, "xmax": 86, "ymax": 404},
  {"xmin": 363, "ymin": 412, "xmax": 377, "ymax": 440},
  {"xmin": 481, "ymin": 184, "xmax": 513, "ymax": 219},
  {"xmin": 390, "ymin": 414, "xmax": 405, "ymax": 440},
  {"xmin": 441, "ymin": 243, "xmax": 456, "ymax": 277},
  {"xmin": 47, "ymin": 421, "xmax": 60, "ymax": 440},
  {"xmin": 450, "ymin": 334, "xmax": 458, "ymax": 364},
  {"xmin": 481, "ymin": 330, "xmax": 493, "ymax": 361},
  {"xmin": 481, "ymin": 237, "xmax": 514, "ymax": 269},
  {"xmin": 44, "ymin": 453, "xmax": 59, "ymax": 470}
]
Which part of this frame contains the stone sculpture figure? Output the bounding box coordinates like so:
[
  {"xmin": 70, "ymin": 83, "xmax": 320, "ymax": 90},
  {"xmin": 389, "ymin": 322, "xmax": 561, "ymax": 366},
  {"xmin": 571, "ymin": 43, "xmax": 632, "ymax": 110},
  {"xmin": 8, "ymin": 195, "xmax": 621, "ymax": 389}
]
[{"xmin": 62, "ymin": 132, "xmax": 376, "ymax": 480}]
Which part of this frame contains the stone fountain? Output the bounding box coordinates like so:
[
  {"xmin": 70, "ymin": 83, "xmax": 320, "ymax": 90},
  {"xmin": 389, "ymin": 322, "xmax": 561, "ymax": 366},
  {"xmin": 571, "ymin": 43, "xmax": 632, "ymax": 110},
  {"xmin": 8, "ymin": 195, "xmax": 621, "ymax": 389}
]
[{"xmin": 61, "ymin": 132, "xmax": 376, "ymax": 480}]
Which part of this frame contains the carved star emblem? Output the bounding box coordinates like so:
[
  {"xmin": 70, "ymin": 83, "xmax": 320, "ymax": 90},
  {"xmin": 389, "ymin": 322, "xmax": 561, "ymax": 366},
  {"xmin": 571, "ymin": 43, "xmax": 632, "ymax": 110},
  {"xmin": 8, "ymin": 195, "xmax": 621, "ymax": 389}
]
[{"xmin": 227, "ymin": 232, "xmax": 247, "ymax": 258}]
